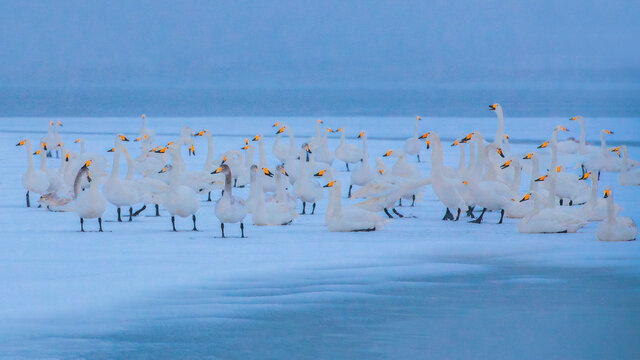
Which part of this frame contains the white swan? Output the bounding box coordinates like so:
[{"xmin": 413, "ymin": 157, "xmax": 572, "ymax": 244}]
[
  {"xmin": 517, "ymin": 191, "xmax": 587, "ymax": 233},
  {"xmin": 251, "ymin": 134, "xmax": 276, "ymax": 191},
  {"xmin": 404, "ymin": 116, "xmax": 423, "ymax": 162},
  {"xmin": 121, "ymin": 144, "xmax": 168, "ymax": 217},
  {"xmin": 314, "ymin": 127, "xmax": 335, "ymax": 165},
  {"xmin": 383, "ymin": 149, "xmax": 420, "ymax": 179},
  {"xmin": 252, "ymin": 165, "xmax": 297, "ymax": 226},
  {"xmin": 596, "ymin": 187, "xmax": 637, "ymax": 241},
  {"xmin": 293, "ymin": 152, "xmax": 324, "ymax": 215},
  {"xmin": 333, "ymin": 128, "xmax": 364, "ymax": 171},
  {"xmin": 349, "ymin": 131, "xmax": 374, "ymax": 198},
  {"xmin": 617, "ymin": 145, "xmax": 640, "ymax": 186},
  {"xmin": 569, "ymin": 116, "xmax": 599, "ymax": 155},
  {"xmin": 69, "ymin": 161, "xmax": 107, "ymax": 232},
  {"xmin": 160, "ymin": 146, "xmax": 200, "ymax": 231},
  {"xmin": 428, "ymin": 132, "xmax": 466, "ymax": 220},
  {"xmin": 580, "ymin": 173, "xmax": 621, "ymax": 221},
  {"xmin": 583, "ymin": 129, "xmax": 624, "ymax": 172},
  {"xmin": 489, "ymin": 104, "xmax": 505, "ymax": 147},
  {"xmin": 213, "ymin": 164, "xmax": 247, "ymax": 238},
  {"xmin": 16, "ymin": 139, "xmax": 50, "ymax": 207},
  {"xmin": 138, "ymin": 114, "xmax": 156, "ymax": 144},
  {"xmin": 324, "ymin": 180, "xmax": 390, "ymax": 232},
  {"xmin": 506, "ymin": 153, "xmax": 549, "ymax": 218},
  {"xmin": 103, "ymin": 135, "xmax": 142, "ymax": 222}
]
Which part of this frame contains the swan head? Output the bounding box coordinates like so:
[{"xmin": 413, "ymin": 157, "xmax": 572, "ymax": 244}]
[
  {"xmin": 417, "ymin": 116, "xmax": 421, "ymax": 121},
  {"xmin": 523, "ymin": 153, "xmax": 534, "ymax": 160},
  {"xmin": 451, "ymin": 139, "xmax": 460, "ymax": 146},
  {"xmin": 41, "ymin": 142, "xmax": 48, "ymax": 150},
  {"xmin": 496, "ymin": 147, "xmax": 505, "ymax": 158},
  {"xmin": 15, "ymin": 139, "xmax": 26, "ymax": 146},
  {"xmin": 578, "ymin": 172, "xmax": 591, "ymax": 181},
  {"xmin": 357, "ymin": 131, "xmax": 365, "ymax": 139},
  {"xmin": 33, "ymin": 149, "xmax": 41, "ymax": 155},
  {"xmin": 534, "ymin": 175, "xmax": 547, "ymax": 182},
  {"xmin": 382, "ymin": 150, "xmax": 392, "ymax": 157},
  {"xmin": 519, "ymin": 193, "xmax": 532, "ymax": 202},
  {"xmin": 116, "ymin": 134, "xmax": 129, "ymax": 142},
  {"xmin": 142, "ymin": 114, "xmax": 146, "ymax": 119},
  {"xmin": 251, "ymin": 134, "xmax": 262, "ymax": 142},
  {"xmin": 212, "ymin": 164, "xmax": 231, "ymax": 175},
  {"xmin": 74, "ymin": 138, "xmax": 82, "ymax": 144},
  {"xmin": 57, "ymin": 121, "xmax": 63, "ymax": 127},
  {"xmin": 276, "ymin": 164, "xmax": 288, "ymax": 176},
  {"xmin": 275, "ymin": 126, "xmax": 286, "ymax": 134},
  {"xmin": 602, "ymin": 129, "xmax": 614, "ymax": 135},
  {"xmin": 459, "ymin": 133, "xmax": 473, "ymax": 144},
  {"xmin": 489, "ymin": 104, "xmax": 501, "ymax": 111},
  {"xmin": 65, "ymin": 153, "xmax": 70, "ymax": 162},
  {"xmin": 194, "ymin": 130, "xmax": 207, "ymax": 137},
  {"xmin": 323, "ymin": 181, "xmax": 336, "ymax": 188},
  {"xmin": 554, "ymin": 125, "xmax": 569, "ymax": 133},
  {"xmin": 569, "ymin": 115, "xmax": 584, "ymax": 122},
  {"xmin": 604, "ymin": 188, "xmax": 611, "ymax": 198},
  {"xmin": 500, "ymin": 160, "xmax": 512, "ymax": 169},
  {"xmin": 317, "ymin": 119, "xmax": 323, "ymax": 124},
  {"xmin": 537, "ymin": 141, "xmax": 549, "ymax": 149},
  {"xmin": 418, "ymin": 132, "xmax": 430, "ymax": 140},
  {"xmin": 313, "ymin": 169, "xmax": 328, "ymax": 178},
  {"xmin": 263, "ymin": 168, "xmax": 274, "ymax": 177}
]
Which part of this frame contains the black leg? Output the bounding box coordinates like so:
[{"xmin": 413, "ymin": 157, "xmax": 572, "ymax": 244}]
[
  {"xmin": 498, "ymin": 209, "xmax": 505, "ymax": 224},
  {"xmin": 240, "ymin": 222, "xmax": 245, "ymax": 238},
  {"xmin": 559, "ymin": 199, "xmax": 563, "ymax": 206},
  {"xmin": 470, "ymin": 208, "xmax": 486, "ymax": 224},
  {"xmin": 155, "ymin": 204, "xmax": 160, "ymax": 216},
  {"xmin": 411, "ymin": 195, "xmax": 415, "ymax": 207},
  {"xmin": 129, "ymin": 207, "xmax": 133, "ymax": 221},
  {"xmin": 234, "ymin": 178, "xmax": 237, "ymax": 187},
  {"xmin": 569, "ymin": 200, "xmax": 573, "ymax": 206},
  {"xmin": 80, "ymin": 217, "xmax": 84, "ymax": 232},
  {"xmin": 133, "ymin": 205, "xmax": 146, "ymax": 216},
  {"xmin": 348, "ymin": 185, "xmax": 353, "ymax": 198},
  {"xmin": 172, "ymin": 216, "xmax": 176, "ymax": 231},
  {"xmin": 192, "ymin": 214, "xmax": 198, "ymax": 231},
  {"xmin": 417, "ymin": 154, "xmax": 420, "ymax": 162},
  {"xmin": 392, "ymin": 208, "xmax": 404, "ymax": 218},
  {"xmin": 345, "ymin": 163, "xmax": 349, "ymax": 171},
  {"xmin": 384, "ymin": 208, "xmax": 394, "ymax": 218},
  {"xmin": 221, "ymin": 223, "xmax": 225, "ymax": 238},
  {"xmin": 399, "ymin": 198, "xmax": 403, "ymax": 207},
  {"xmin": 117, "ymin": 207, "xmax": 122, "ymax": 222},
  {"xmin": 466, "ymin": 206, "xmax": 475, "ymax": 218},
  {"xmin": 207, "ymin": 192, "xmax": 212, "ymax": 202},
  {"xmin": 598, "ymin": 171, "xmax": 601, "ymax": 181},
  {"xmin": 311, "ymin": 203, "xmax": 316, "ymax": 215},
  {"xmin": 455, "ymin": 208, "xmax": 461, "ymax": 221},
  {"xmin": 301, "ymin": 201, "xmax": 306, "ymax": 215},
  {"xmin": 26, "ymin": 191, "xmax": 30, "ymax": 207},
  {"xmin": 442, "ymin": 208, "xmax": 454, "ymax": 221},
  {"xmin": 98, "ymin": 218, "xmax": 103, "ymax": 232}
]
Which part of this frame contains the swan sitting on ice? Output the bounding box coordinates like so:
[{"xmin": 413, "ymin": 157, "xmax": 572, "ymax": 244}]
[
  {"xmin": 596, "ymin": 187, "xmax": 637, "ymax": 241},
  {"xmin": 324, "ymin": 180, "xmax": 390, "ymax": 232},
  {"xmin": 213, "ymin": 164, "xmax": 247, "ymax": 238},
  {"xmin": 517, "ymin": 191, "xmax": 587, "ymax": 233},
  {"xmin": 252, "ymin": 165, "xmax": 298, "ymax": 226},
  {"xmin": 580, "ymin": 173, "xmax": 621, "ymax": 221},
  {"xmin": 16, "ymin": 139, "xmax": 50, "ymax": 207}
]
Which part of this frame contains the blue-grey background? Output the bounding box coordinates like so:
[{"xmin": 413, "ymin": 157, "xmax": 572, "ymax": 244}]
[{"xmin": 1, "ymin": 0, "xmax": 638, "ymax": 116}]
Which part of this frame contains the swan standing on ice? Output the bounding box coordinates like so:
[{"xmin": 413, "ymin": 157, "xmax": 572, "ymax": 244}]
[
  {"xmin": 404, "ymin": 116, "xmax": 423, "ymax": 162},
  {"xmin": 333, "ymin": 128, "xmax": 364, "ymax": 171},
  {"xmin": 294, "ymin": 150, "xmax": 324, "ymax": 215},
  {"xmin": 324, "ymin": 180, "xmax": 390, "ymax": 232},
  {"xmin": 159, "ymin": 146, "xmax": 200, "ymax": 231},
  {"xmin": 596, "ymin": 187, "xmax": 637, "ymax": 241},
  {"xmin": 213, "ymin": 164, "xmax": 247, "ymax": 238},
  {"xmin": 16, "ymin": 139, "xmax": 50, "ymax": 207},
  {"xmin": 71, "ymin": 161, "xmax": 106, "ymax": 232},
  {"xmin": 349, "ymin": 131, "xmax": 374, "ymax": 198},
  {"xmin": 427, "ymin": 132, "xmax": 466, "ymax": 221},
  {"xmin": 273, "ymin": 124, "xmax": 297, "ymax": 164},
  {"xmin": 103, "ymin": 135, "xmax": 142, "ymax": 222},
  {"xmin": 466, "ymin": 144, "xmax": 513, "ymax": 224}
]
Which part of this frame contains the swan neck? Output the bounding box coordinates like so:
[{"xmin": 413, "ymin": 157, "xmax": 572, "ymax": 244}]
[
  {"xmin": 606, "ymin": 190, "xmax": 615, "ymax": 223},
  {"xmin": 205, "ymin": 133, "xmax": 214, "ymax": 169},
  {"xmin": 25, "ymin": 140, "xmax": 35, "ymax": 171},
  {"xmin": 494, "ymin": 109, "xmax": 504, "ymax": 145}
]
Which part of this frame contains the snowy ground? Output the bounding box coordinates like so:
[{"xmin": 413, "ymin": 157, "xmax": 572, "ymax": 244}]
[{"xmin": 1, "ymin": 116, "xmax": 639, "ymax": 359}]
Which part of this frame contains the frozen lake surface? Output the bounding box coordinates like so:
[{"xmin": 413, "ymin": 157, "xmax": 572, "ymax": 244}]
[{"xmin": 1, "ymin": 116, "xmax": 639, "ymax": 359}]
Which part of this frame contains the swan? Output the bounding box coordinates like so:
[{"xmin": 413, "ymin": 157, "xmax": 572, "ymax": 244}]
[
  {"xmin": 16, "ymin": 139, "xmax": 50, "ymax": 207},
  {"xmin": 569, "ymin": 116, "xmax": 599, "ymax": 155},
  {"xmin": 583, "ymin": 129, "xmax": 624, "ymax": 172},
  {"xmin": 489, "ymin": 104, "xmax": 505, "ymax": 147},
  {"xmin": 383, "ymin": 149, "xmax": 420, "ymax": 179},
  {"xmin": 271, "ymin": 164, "xmax": 298, "ymax": 211},
  {"xmin": 273, "ymin": 124, "xmax": 297, "ymax": 165},
  {"xmin": 32, "ymin": 143, "xmax": 66, "ymax": 195},
  {"xmin": 68, "ymin": 161, "xmax": 107, "ymax": 232},
  {"xmin": 617, "ymin": 145, "xmax": 640, "ymax": 186},
  {"xmin": 333, "ymin": 128, "xmax": 364, "ymax": 171},
  {"xmin": 103, "ymin": 134, "xmax": 142, "ymax": 222},
  {"xmin": 404, "ymin": 116, "xmax": 423, "ymax": 162},
  {"xmin": 251, "ymin": 134, "xmax": 276, "ymax": 191},
  {"xmin": 120, "ymin": 144, "xmax": 168, "ymax": 217},
  {"xmin": 581, "ymin": 173, "xmax": 621, "ymax": 221},
  {"xmin": 596, "ymin": 187, "xmax": 637, "ymax": 241},
  {"xmin": 308, "ymin": 119, "xmax": 325, "ymax": 151},
  {"xmin": 324, "ymin": 180, "xmax": 390, "ymax": 232},
  {"xmin": 132, "ymin": 137, "xmax": 166, "ymax": 179},
  {"xmin": 41, "ymin": 121, "xmax": 63, "ymax": 158},
  {"xmin": 451, "ymin": 138, "xmax": 467, "ymax": 179},
  {"xmin": 506, "ymin": 153, "xmax": 549, "ymax": 218},
  {"xmin": 428, "ymin": 132, "xmax": 466, "ymax": 220},
  {"xmin": 179, "ymin": 126, "xmax": 196, "ymax": 156},
  {"xmin": 245, "ymin": 165, "xmax": 260, "ymax": 214},
  {"xmin": 138, "ymin": 114, "xmax": 156, "ymax": 144},
  {"xmin": 252, "ymin": 165, "xmax": 297, "ymax": 226},
  {"xmin": 213, "ymin": 164, "xmax": 247, "ymax": 238},
  {"xmin": 349, "ymin": 131, "xmax": 374, "ymax": 198},
  {"xmin": 465, "ymin": 144, "xmax": 513, "ymax": 224},
  {"xmin": 314, "ymin": 127, "xmax": 335, "ymax": 165},
  {"xmin": 517, "ymin": 191, "xmax": 587, "ymax": 233},
  {"xmin": 293, "ymin": 152, "xmax": 324, "ymax": 214},
  {"xmin": 159, "ymin": 146, "xmax": 200, "ymax": 231},
  {"xmin": 184, "ymin": 129, "xmax": 225, "ymax": 199}
]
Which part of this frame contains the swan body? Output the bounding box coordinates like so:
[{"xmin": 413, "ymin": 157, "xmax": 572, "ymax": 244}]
[
  {"xmin": 293, "ymin": 154, "xmax": 324, "ymax": 214},
  {"xmin": 583, "ymin": 129, "xmax": 624, "ymax": 172},
  {"xmin": 428, "ymin": 132, "xmax": 466, "ymax": 218},
  {"xmin": 102, "ymin": 135, "xmax": 142, "ymax": 221},
  {"xmin": 333, "ymin": 128, "xmax": 364, "ymax": 170},
  {"xmin": 517, "ymin": 192, "xmax": 587, "ymax": 233},
  {"xmin": 350, "ymin": 132, "xmax": 374, "ymax": 195},
  {"xmin": 214, "ymin": 164, "xmax": 247, "ymax": 237},
  {"xmin": 581, "ymin": 174, "xmax": 621, "ymax": 221},
  {"xmin": 161, "ymin": 146, "xmax": 200, "ymax": 231},
  {"xmin": 325, "ymin": 180, "xmax": 390, "ymax": 232},
  {"xmin": 252, "ymin": 165, "xmax": 297, "ymax": 226},
  {"xmin": 69, "ymin": 162, "xmax": 107, "ymax": 231},
  {"xmin": 595, "ymin": 187, "xmax": 637, "ymax": 241},
  {"xmin": 16, "ymin": 139, "xmax": 50, "ymax": 206},
  {"xmin": 617, "ymin": 145, "xmax": 640, "ymax": 186}
]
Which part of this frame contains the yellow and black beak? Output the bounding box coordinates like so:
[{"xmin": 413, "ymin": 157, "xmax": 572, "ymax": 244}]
[
  {"xmin": 212, "ymin": 167, "xmax": 222, "ymax": 174},
  {"xmin": 538, "ymin": 141, "xmax": 549, "ymax": 149},
  {"xmin": 57, "ymin": 121, "xmax": 63, "ymax": 127},
  {"xmin": 451, "ymin": 140, "xmax": 459, "ymax": 147},
  {"xmin": 42, "ymin": 142, "xmax": 48, "ymax": 150},
  {"xmin": 241, "ymin": 145, "xmax": 249, "ymax": 150},
  {"xmin": 534, "ymin": 175, "xmax": 547, "ymax": 182},
  {"xmin": 33, "ymin": 149, "xmax": 41, "ymax": 155},
  {"xmin": 120, "ymin": 135, "xmax": 129, "ymax": 142},
  {"xmin": 313, "ymin": 170, "xmax": 326, "ymax": 177},
  {"xmin": 323, "ymin": 181, "xmax": 335, "ymax": 188},
  {"xmin": 357, "ymin": 132, "xmax": 364, "ymax": 139},
  {"xmin": 418, "ymin": 132, "xmax": 430, "ymax": 139},
  {"xmin": 604, "ymin": 189, "xmax": 611, "ymax": 198},
  {"xmin": 460, "ymin": 133, "xmax": 473, "ymax": 143},
  {"xmin": 252, "ymin": 135, "xmax": 260, "ymax": 142},
  {"xmin": 604, "ymin": 129, "xmax": 614, "ymax": 135},
  {"xmin": 65, "ymin": 153, "xmax": 70, "ymax": 162},
  {"xmin": 570, "ymin": 116, "xmax": 577, "ymax": 121},
  {"xmin": 16, "ymin": 140, "xmax": 25, "ymax": 146},
  {"xmin": 134, "ymin": 137, "xmax": 141, "ymax": 142},
  {"xmin": 523, "ymin": 153, "xmax": 533, "ymax": 160},
  {"xmin": 497, "ymin": 148, "xmax": 505, "ymax": 158},
  {"xmin": 578, "ymin": 172, "xmax": 591, "ymax": 180},
  {"xmin": 500, "ymin": 160, "xmax": 511, "ymax": 169},
  {"xmin": 272, "ymin": 121, "xmax": 280, "ymax": 128},
  {"xmin": 382, "ymin": 150, "xmax": 392, "ymax": 157},
  {"xmin": 158, "ymin": 167, "xmax": 168, "ymax": 174},
  {"xmin": 281, "ymin": 168, "xmax": 288, "ymax": 176},
  {"xmin": 519, "ymin": 193, "xmax": 531, "ymax": 202},
  {"xmin": 189, "ymin": 145, "xmax": 195, "ymax": 156},
  {"xmin": 107, "ymin": 147, "xmax": 115, "ymax": 152},
  {"xmin": 275, "ymin": 127, "xmax": 285, "ymax": 134},
  {"xmin": 154, "ymin": 147, "xmax": 167, "ymax": 154},
  {"xmin": 489, "ymin": 104, "xmax": 498, "ymax": 111},
  {"xmin": 263, "ymin": 168, "xmax": 274, "ymax": 177},
  {"xmin": 74, "ymin": 138, "xmax": 81, "ymax": 144}
]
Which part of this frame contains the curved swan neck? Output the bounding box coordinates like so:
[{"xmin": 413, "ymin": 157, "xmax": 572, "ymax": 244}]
[
  {"xmin": 330, "ymin": 181, "xmax": 342, "ymax": 216},
  {"xmin": 339, "ymin": 130, "xmax": 345, "ymax": 145},
  {"xmin": 578, "ymin": 118, "xmax": 586, "ymax": 151},
  {"xmin": 362, "ymin": 133, "xmax": 369, "ymax": 159},
  {"xmin": 39, "ymin": 148, "xmax": 47, "ymax": 171},
  {"xmin": 121, "ymin": 145, "xmax": 135, "ymax": 180},
  {"xmin": 589, "ymin": 174, "xmax": 598, "ymax": 204},
  {"xmin": 224, "ymin": 169, "xmax": 233, "ymax": 195},
  {"xmin": 547, "ymin": 170, "xmax": 557, "ymax": 209},
  {"xmin": 493, "ymin": 107, "xmax": 504, "ymax": 146},
  {"xmin": 413, "ymin": 117, "xmax": 419, "ymax": 138},
  {"xmin": 258, "ymin": 136, "xmax": 267, "ymax": 167},
  {"xmin": 510, "ymin": 159, "xmax": 521, "ymax": 193},
  {"xmin": 600, "ymin": 130, "xmax": 607, "ymax": 153},
  {"xmin": 109, "ymin": 143, "xmax": 122, "ymax": 180},
  {"xmin": 457, "ymin": 144, "xmax": 465, "ymax": 173},
  {"xmin": 429, "ymin": 132, "xmax": 444, "ymax": 172}
]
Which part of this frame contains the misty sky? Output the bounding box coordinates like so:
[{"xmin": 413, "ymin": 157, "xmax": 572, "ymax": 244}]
[{"xmin": 1, "ymin": 0, "xmax": 639, "ymax": 88}]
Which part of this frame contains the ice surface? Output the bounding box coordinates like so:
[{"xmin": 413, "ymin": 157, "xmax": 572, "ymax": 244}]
[{"xmin": 1, "ymin": 116, "xmax": 639, "ymax": 359}]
